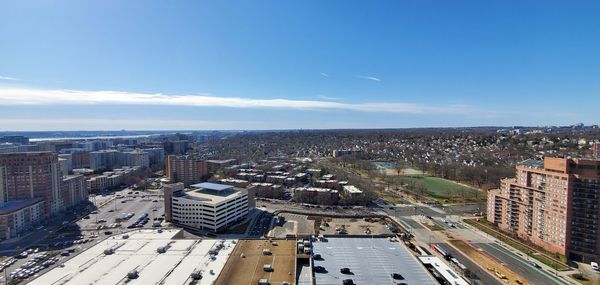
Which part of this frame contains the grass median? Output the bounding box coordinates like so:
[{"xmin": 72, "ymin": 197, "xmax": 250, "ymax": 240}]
[{"xmin": 464, "ymin": 219, "xmax": 569, "ymax": 271}]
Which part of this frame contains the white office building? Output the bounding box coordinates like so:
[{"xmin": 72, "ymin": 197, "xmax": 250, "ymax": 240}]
[{"xmin": 166, "ymin": 183, "xmax": 252, "ymax": 232}]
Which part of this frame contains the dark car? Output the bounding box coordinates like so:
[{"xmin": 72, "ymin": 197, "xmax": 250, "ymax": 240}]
[
  {"xmin": 104, "ymin": 231, "xmax": 113, "ymax": 235},
  {"xmin": 314, "ymin": 266, "xmax": 326, "ymax": 273},
  {"xmin": 313, "ymin": 254, "xmax": 322, "ymax": 260},
  {"xmin": 342, "ymin": 279, "xmax": 354, "ymax": 285},
  {"xmin": 391, "ymin": 273, "xmax": 404, "ymax": 280},
  {"xmin": 340, "ymin": 267, "xmax": 351, "ymax": 274}
]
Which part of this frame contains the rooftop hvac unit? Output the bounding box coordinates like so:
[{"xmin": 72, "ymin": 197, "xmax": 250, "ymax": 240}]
[
  {"xmin": 190, "ymin": 271, "xmax": 203, "ymax": 280},
  {"xmin": 127, "ymin": 270, "xmax": 139, "ymax": 279}
]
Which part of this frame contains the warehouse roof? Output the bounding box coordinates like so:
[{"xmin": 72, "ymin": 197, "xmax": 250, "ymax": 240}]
[
  {"xmin": 312, "ymin": 237, "xmax": 436, "ymax": 285},
  {"xmin": 29, "ymin": 229, "xmax": 237, "ymax": 285}
]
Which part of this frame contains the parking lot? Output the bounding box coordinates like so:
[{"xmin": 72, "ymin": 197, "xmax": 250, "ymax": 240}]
[
  {"xmin": 0, "ymin": 187, "xmax": 165, "ymax": 284},
  {"xmin": 76, "ymin": 190, "xmax": 165, "ymax": 235}
]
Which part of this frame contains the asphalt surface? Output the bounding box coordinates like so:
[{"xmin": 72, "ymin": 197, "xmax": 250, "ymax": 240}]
[
  {"xmin": 77, "ymin": 192, "xmax": 164, "ymax": 234},
  {"xmin": 435, "ymin": 243, "xmax": 502, "ymax": 285},
  {"xmin": 0, "ymin": 186, "xmax": 164, "ymax": 284},
  {"xmin": 475, "ymin": 242, "xmax": 566, "ymax": 285}
]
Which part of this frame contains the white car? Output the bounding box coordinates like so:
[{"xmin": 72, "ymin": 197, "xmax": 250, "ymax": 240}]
[{"xmin": 591, "ymin": 261, "xmax": 599, "ymax": 271}]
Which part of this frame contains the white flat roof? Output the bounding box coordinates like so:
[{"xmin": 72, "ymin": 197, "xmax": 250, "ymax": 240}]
[
  {"xmin": 343, "ymin": 185, "xmax": 363, "ymax": 193},
  {"xmin": 418, "ymin": 256, "xmax": 469, "ymax": 285},
  {"xmin": 190, "ymin": 182, "xmax": 233, "ymax": 191},
  {"xmin": 29, "ymin": 229, "xmax": 237, "ymax": 285}
]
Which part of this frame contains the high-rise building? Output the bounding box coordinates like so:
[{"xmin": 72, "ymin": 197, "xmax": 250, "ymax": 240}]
[
  {"xmin": 487, "ymin": 157, "xmax": 600, "ymax": 263},
  {"xmin": 61, "ymin": 175, "xmax": 88, "ymax": 208},
  {"xmin": 0, "ymin": 152, "xmax": 62, "ymax": 213},
  {"xmin": 593, "ymin": 143, "xmax": 600, "ymax": 159},
  {"xmin": 0, "ymin": 152, "xmax": 90, "ymax": 239},
  {"xmin": 166, "ymin": 155, "xmax": 208, "ymax": 186}
]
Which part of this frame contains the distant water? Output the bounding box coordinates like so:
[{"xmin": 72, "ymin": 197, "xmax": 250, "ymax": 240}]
[{"xmin": 30, "ymin": 134, "xmax": 160, "ymax": 142}]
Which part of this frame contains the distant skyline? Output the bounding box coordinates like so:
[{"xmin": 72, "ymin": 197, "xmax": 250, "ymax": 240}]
[{"xmin": 1, "ymin": 1, "xmax": 599, "ymax": 131}]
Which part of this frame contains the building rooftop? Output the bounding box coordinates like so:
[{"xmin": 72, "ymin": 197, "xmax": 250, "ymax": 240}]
[
  {"xmin": 29, "ymin": 229, "xmax": 237, "ymax": 285},
  {"xmin": 418, "ymin": 256, "xmax": 469, "ymax": 285},
  {"xmin": 191, "ymin": 182, "xmax": 234, "ymax": 192},
  {"xmin": 517, "ymin": 159, "xmax": 544, "ymax": 169},
  {"xmin": 312, "ymin": 237, "xmax": 436, "ymax": 285},
  {"xmin": 295, "ymin": 187, "xmax": 338, "ymax": 193},
  {"xmin": 343, "ymin": 185, "xmax": 363, "ymax": 194},
  {"xmin": 214, "ymin": 239, "xmax": 296, "ymax": 285},
  {"xmin": 182, "ymin": 185, "xmax": 247, "ymax": 204},
  {"xmin": 0, "ymin": 198, "xmax": 44, "ymax": 215}
]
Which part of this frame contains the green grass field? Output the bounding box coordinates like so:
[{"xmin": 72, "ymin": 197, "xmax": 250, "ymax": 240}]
[{"xmin": 398, "ymin": 175, "xmax": 484, "ymax": 203}]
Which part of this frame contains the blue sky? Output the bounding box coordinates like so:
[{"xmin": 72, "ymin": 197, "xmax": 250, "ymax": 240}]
[{"xmin": 0, "ymin": 1, "xmax": 599, "ymax": 130}]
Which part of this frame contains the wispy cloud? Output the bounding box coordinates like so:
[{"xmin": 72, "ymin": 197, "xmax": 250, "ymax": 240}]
[
  {"xmin": 356, "ymin": 75, "xmax": 381, "ymax": 82},
  {"xmin": 0, "ymin": 75, "xmax": 22, "ymax": 81},
  {"xmin": 0, "ymin": 87, "xmax": 472, "ymax": 114},
  {"xmin": 318, "ymin": 95, "xmax": 342, "ymax": 100},
  {"xmin": 0, "ymin": 118, "xmax": 263, "ymax": 131},
  {"xmin": 320, "ymin": 72, "xmax": 329, "ymax": 77}
]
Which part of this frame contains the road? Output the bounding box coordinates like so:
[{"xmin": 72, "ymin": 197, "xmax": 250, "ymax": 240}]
[
  {"xmin": 475, "ymin": 242, "xmax": 566, "ymax": 285},
  {"xmin": 435, "ymin": 243, "xmax": 502, "ymax": 285}
]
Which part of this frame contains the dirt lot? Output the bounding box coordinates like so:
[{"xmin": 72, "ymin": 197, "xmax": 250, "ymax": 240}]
[
  {"xmin": 214, "ymin": 239, "xmax": 297, "ymax": 285},
  {"xmin": 320, "ymin": 217, "xmax": 394, "ymax": 235}
]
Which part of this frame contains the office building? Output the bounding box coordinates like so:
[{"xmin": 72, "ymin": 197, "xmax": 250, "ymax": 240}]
[
  {"xmin": 594, "ymin": 143, "xmax": 600, "ymax": 159},
  {"xmin": 166, "ymin": 155, "xmax": 208, "ymax": 186},
  {"xmin": 164, "ymin": 182, "xmax": 252, "ymax": 232},
  {"xmin": 487, "ymin": 157, "xmax": 600, "ymax": 263}
]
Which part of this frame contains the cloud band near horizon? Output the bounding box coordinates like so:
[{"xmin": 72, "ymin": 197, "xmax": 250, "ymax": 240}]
[{"xmin": 0, "ymin": 87, "xmax": 472, "ymax": 114}]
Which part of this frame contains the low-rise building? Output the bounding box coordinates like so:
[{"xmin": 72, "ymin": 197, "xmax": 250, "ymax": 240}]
[
  {"xmin": 293, "ymin": 187, "xmax": 339, "ymax": 205},
  {"xmin": 342, "ymin": 185, "xmax": 365, "ymax": 204},
  {"xmin": 86, "ymin": 166, "xmax": 141, "ymax": 193},
  {"xmin": 0, "ymin": 199, "xmax": 44, "ymax": 240},
  {"xmin": 249, "ymin": 183, "xmax": 285, "ymax": 199}
]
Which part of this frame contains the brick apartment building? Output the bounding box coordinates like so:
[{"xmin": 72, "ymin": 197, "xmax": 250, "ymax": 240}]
[
  {"xmin": 166, "ymin": 155, "xmax": 209, "ymax": 187},
  {"xmin": 0, "ymin": 152, "xmax": 89, "ymax": 240},
  {"xmin": 487, "ymin": 157, "xmax": 600, "ymax": 263},
  {"xmin": 594, "ymin": 143, "xmax": 600, "ymax": 159}
]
